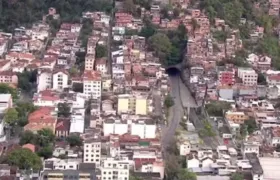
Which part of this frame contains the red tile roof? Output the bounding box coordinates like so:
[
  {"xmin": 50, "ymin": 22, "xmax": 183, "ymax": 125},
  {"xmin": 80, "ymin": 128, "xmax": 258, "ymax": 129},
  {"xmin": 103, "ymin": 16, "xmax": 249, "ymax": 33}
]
[
  {"xmin": 55, "ymin": 118, "xmax": 71, "ymax": 131},
  {"xmin": 22, "ymin": 143, "xmax": 35, "ymax": 152},
  {"xmin": 83, "ymin": 70, "xmax": 101, "ymax": 81},
  {"xmin": 28, "ymin": 107, "xmax": 56, "ymax": 124}
]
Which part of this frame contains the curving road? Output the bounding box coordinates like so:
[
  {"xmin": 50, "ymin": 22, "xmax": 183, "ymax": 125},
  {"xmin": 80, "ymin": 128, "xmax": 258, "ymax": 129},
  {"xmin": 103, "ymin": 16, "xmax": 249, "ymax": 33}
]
[
  {"xmin": 161, "ymin": 73, "xmax": 222, "ymax": 152},
  {"xmin": 161, "ymin": 74, "xmax": 184, "ymax": 151}
]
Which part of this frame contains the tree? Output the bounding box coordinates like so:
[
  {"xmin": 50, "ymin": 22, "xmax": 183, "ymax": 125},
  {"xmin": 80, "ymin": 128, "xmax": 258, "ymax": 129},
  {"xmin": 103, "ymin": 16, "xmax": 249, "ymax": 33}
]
[
  {"xmin": 17, "ymin": 70, "xmax": 32, "ymax": 91},
  {"xmin": 67, "ymin": 134, "xmax": 83, "ymax": 147},
  {"xmin": 0, "ymin": 83, "xmax": 18, "ymax": 100},
  {"xmin": 124, "ymin": 0, "xmax": 136, "ymax": 14},
  {"xmin": 139, "ymin": 25, "xmax": 156, "ymax": 38},
  {"xmin": 57, "ymin": 102, "xmax": 71, "ymax": 118},
  {"xmin": 7, "ymin": 148, "xmax": 42, "ymax": 170},
  {"xmin": 230, "ymin": 172, "xmax": 244, "ymax": 180},
  {"xmin": 79, "ymin": 18, "xmax": 93, "ymax": 47},
  {"xmin": 4, "ymin": 108, "xmax": 19, "ymax": 126},
  {"xmin": 205, "ymin": 101, "xmax": 231, "ymax": 116},
  {"xmin": 173, "ymin": 8, "xmax": 180, "ymax": 18},
  {"xmin": 257, "ymin": 73, "xmax": 266, "ymax": 85},
  {"xmin": 129, "ymin": 175, "xmax": 143, "ymax": 180},
  {"xmin": 177, "ymin": 23, "xmax": 187, "ymax": 40},
  {"xmin": 178, "ymin": 169, "xmax": 197, "ymax": 180},
  {"xmin": 36, "ymin": 128, "xmax": 55, "ymax": 147},
  {"xmin": 72, "ymin": 83, "xmax": 83, "ymax": 93},
  {"xmin": 68, "ymin": 66, "xmax": 79, "ymax": 77},
  {"xmin": 37, "ymin": 145, "xmax": 53, "ymax": 159},
  {"xmin": 19, "ymin": 130, "xmax": 36, "ymax": 145},
  {"xmin": 95, "ymin": 45, "xmax": 107, "ymax": 58},
  {"xmin": 16, "ymin": 102, "xmax": 37, "ymax": 118},
  {"xmin": 164, "ymin": 94, "xmax": 174, "ymax": 108},
  {"xmin": 148, "ymin": 33, "xmax": 172, "ymax": 65},
  {"xmin": 244, "ymin": 118, "xmax": 257, "ymax": 134}
]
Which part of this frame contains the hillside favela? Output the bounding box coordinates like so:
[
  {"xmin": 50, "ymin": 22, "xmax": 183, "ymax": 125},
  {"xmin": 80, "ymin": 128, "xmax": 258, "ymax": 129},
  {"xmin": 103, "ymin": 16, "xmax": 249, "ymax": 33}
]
[{"xmin": 1, "ymin": 0, "xmax": 280, "ymax": 180}]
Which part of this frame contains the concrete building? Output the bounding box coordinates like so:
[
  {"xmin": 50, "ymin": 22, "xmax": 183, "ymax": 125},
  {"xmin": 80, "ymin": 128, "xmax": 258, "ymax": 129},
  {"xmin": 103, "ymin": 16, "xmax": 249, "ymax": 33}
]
[
  {"xmin": 131, "ymin": 119, "xmax": 156, "ymax": 139},
  {"xmin": 101, "ymin": 157, "xmax": 129, "ymax": 180},
  {"xmin": 52, "ymin": 70, "xmax": 69, "ymax": 91},
  {"xmin": 82, "ymin": 70, "xmax": 102, "ymax": 99},
  {"xmin": 103, "ymin": 119, "xmax": 128, "ymax": 136},
  {"xmin": 117, "ymin": 94, "xmax": 148, "ymax": 115},
  {"xmin": 242, "ymin": 142, "xmax": 260, "ymax": 158},
  {"xmin": 238, "ymin": 68, "xmax": 258, "ymax": 86},
  {"xmin": 85, "ymin": 54, "xmax": 95, "ymax": 71},
  {"xmin": 83, "ymin": 138, "xmax": 101, "ymax": 167},
  {"xmin": 37, "ymin": 69, "xmax": 52, "ymax": 92},
  {"xmin": 225, "ymin": 111, "xmax": 249, "ymax": 124}
]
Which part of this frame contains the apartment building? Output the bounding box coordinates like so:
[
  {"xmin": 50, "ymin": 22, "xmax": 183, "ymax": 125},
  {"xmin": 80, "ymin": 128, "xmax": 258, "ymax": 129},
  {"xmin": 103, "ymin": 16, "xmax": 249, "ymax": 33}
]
[
  {"xmin": 117, "ymin": 94, "xmax": 148, "ymax": 115},
  {"xmin": 37, "ymin": 69, "xmax": 52, "ymax": 92},
  {"xmin": 131, "ymin": 119, "xmax": 156, "ymax": 139},
  {"xmin": 85, "ymin": 54, "xmax": 95, "ymax": 71},
  {"xmin": 101, "ymin": 158, "xmax": 129, "ymax": 180},
  {"xmin": 83, "ymin": 138, "xmax": 101, "ymax": 167},
  {"xmin": 95, "ymin": 58, "xmax": 107, "ymax": 74},
  {"xmin": 238, "ymin": 68, "xmax": 258, "ymax": 86},
  {"xmin": 225, "ymin": 111, "xmax": 249, "ymax": 124},
  {"xmin": 218, "ymin": 66, "xmax": 235, "ymax": 86},
  {"xmin": 82, "ymin": 70, "xmax": 102, "ymax": 99},
  {"xmin": 0, "ymin": 71, "xmax": 18, "ymax": 85},
  {"xmin": 103, "ymin": 119, "xmax": 128, "ymax": 136},
  {"xmin": 52, "ymin": 70, "xmax": 69, "ymax": 91}
]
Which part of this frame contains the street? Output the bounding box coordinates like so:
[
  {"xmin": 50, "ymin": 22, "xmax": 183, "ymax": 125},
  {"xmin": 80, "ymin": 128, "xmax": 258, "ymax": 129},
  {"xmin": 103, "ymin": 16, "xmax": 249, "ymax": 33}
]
[
  {"xmin": 161, "ymin": 72, "xmax": 222, "ymax": 151},
  {"xmin": 161, "ymin": 74, "xmax": 184, "ymax": 151}
]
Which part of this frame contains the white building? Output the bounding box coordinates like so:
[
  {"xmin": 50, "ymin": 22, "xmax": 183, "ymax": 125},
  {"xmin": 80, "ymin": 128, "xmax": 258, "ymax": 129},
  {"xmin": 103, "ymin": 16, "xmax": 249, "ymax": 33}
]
[
  {"xmin": 101, "ymin": 158, "xmax": 129, "ymax": 180},
  {"xmin": 242, "ymin": 141, "xmax": 260, "ymax": 158},
  {"xmin": 83, "ymin": 70, "xmax": 102, "ymax": 99},
  {"xmin": 37, "ymin": 69, "xmax": 52, "ymax": 92},
  {"xmin": 103, "ymin": 119, "xmax": 128, "ymax": 136},
  {"xmin": 140, "ymin": 161, "xmax": 165, "ymax": 179},
  {"xmin": 179, "ymin": 141, "xmax": 191, "ymax": 156},
  {"xmin": 85, "ymin": 54, "xmax": 95, "ymax": 71},
  {"xmin": 52, "ymin": 70, "xmax": 69, "ymax": 91},
  {"xmin": 131, "ymin": 120, "xmax": 156, "ymax": 139},
  {"xmin": 95, "ymin": 58, "xmax": 107, "ymax": 75},
  {"xmin": 237, "ymin": 68, "xmax": 258, "ymax": 86},
  {"xmin": 0, "ymin": 39, "xmax": 8, "ymax": 56},
  {"xmin": 83, "ymin": 138, "xmax": 101, "ymax": 167},
  {"xmin": 44, "ymin": 158, "xmax": 80, "ymax": 170}
]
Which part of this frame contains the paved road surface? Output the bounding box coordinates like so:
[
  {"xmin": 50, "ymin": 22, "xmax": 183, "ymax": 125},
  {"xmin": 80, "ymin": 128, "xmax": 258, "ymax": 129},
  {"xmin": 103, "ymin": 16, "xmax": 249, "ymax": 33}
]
[
  {"xmin": 161, "ymin": 73, "xmax": 222, "ymax": 151},
  {"xmin": 161, "ymin": 75, "xmax": 184, "ymax": 151}
]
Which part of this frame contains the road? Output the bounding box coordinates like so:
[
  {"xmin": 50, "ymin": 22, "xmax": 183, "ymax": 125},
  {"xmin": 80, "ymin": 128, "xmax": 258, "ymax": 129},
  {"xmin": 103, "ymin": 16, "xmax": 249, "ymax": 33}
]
[
  {"xmin": 107, "ymin": 9, "xmax": 113, "ymax": 77},
  {"xmin": 161, "ymin": 73, "xmax": 222, "ymax": 152},
  {"xmin": 161, "ymin": 74, "xmax": 184, "ymax": 151}
]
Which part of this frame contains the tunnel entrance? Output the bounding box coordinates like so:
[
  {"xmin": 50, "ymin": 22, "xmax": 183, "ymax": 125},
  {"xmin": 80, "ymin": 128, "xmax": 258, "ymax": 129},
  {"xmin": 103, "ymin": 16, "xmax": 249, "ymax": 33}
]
[{"xmin": 165, "ymin": 67, "xmax": 181, "ymax": 76}]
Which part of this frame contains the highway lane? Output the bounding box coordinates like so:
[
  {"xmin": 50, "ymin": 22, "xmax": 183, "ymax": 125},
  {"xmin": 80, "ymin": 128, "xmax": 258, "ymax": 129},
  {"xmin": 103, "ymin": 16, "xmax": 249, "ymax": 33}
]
[
  {"xmin": 161, "ymin": 72, "xmax": 222, "ymax": 152},
  {"xmin": 161, "ymin": 74, "xmax": 184, "ymax": 151}
]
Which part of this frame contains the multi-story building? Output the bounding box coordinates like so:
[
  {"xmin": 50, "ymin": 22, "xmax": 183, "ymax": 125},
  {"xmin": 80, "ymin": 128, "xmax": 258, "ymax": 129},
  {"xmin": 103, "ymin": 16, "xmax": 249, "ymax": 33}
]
[
  {"xmin": 242, "ymin": 142, "xmax": 260, "ymax": 158},
  {"xmin": 95, "ymin": 58, "xmax": 107, "ymax": 75},
  {"xmin": 103, "ymin": 119, "xmax": 128, "ymax": 136},
  {"xmin": 117, "ymin": 94, "xmax": 148, "ymax": 115},
  {"xmin": 52, "ymin": 70, "xmax": 69, "ymax": 91},
  {"xmin": 0, "ymin": 71, "xmax": 18, "ymax": 85},
  {"xmin": 83, "ymin": 138, "xmax": 101, "ymax": 167},
  {"xmin": 225, "ymin": 111, "xmax": 249, "ymax": 124},
  {"xmin": 82, "ymin": 70, "xmax": 102, "ymax": 99},
  {"xmin": 85, "ymin": 54, "xmax": 95, "ymax": 71},
  {"xmin": 238, "ymin": 68, "xmax": 258, "ymax": 86},
  {"xmin": 131, "ymin": 119, "xmax": 156, "ymax": 139},
  {"xmin": 218, "ymin": 67, "xmax": 235, "ymax": 86},
  {"xmin": 37, "ymin": 69, "xmax": 52, "ymax": 92},
  {"xmin": 101, "ymin": 158, "xmax": 130, "ymax": 180}
]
